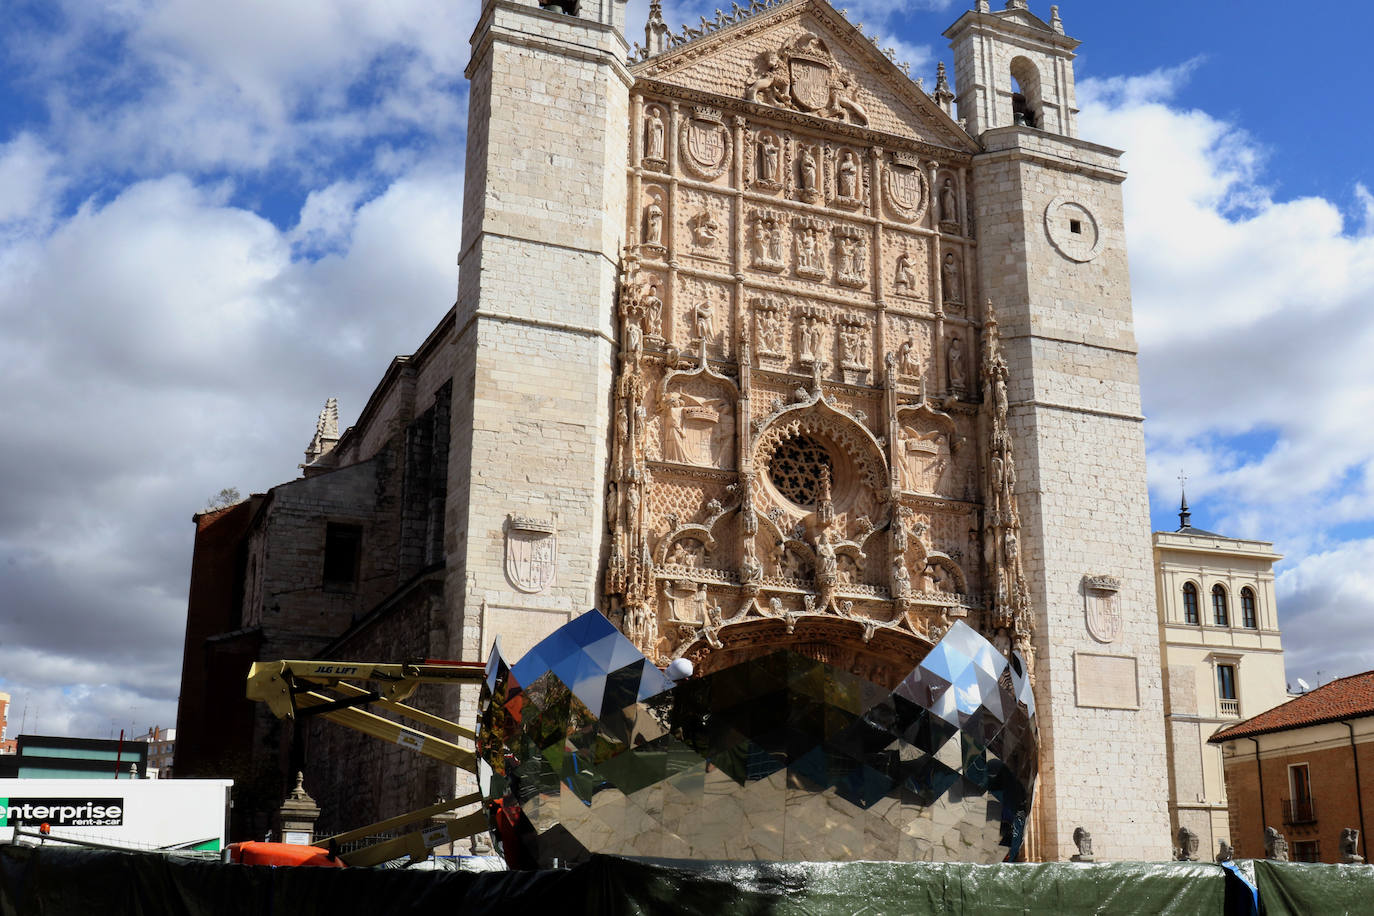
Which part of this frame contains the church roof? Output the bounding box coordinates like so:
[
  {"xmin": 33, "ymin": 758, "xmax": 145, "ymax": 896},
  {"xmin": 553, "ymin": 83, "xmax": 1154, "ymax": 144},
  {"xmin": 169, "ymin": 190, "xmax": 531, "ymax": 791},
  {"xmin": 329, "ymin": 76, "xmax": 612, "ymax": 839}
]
[
  {"xmin": 1209, "ymin": 671, "xmax": 1374, "ymax": 743},
  {"xmin": 1171, "ymin": 524, "xmax": 1229, "ymax": 539},
  {"xmin": 633, "ymin": 0, "xmax": 977, "ymax": 153}
]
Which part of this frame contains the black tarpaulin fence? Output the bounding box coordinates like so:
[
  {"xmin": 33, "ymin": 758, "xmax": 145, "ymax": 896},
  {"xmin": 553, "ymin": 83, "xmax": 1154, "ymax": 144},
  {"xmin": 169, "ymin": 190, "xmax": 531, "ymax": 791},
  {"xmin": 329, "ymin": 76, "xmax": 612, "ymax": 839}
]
[{"xmin": 2, "ymin": 845, "xmax": 1370, "ymax": 915}]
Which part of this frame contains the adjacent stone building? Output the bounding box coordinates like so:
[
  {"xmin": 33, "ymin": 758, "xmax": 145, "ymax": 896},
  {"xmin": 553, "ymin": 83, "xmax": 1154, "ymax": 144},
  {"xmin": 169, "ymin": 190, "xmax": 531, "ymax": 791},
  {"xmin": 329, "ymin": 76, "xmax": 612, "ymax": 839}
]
[
  {"xmin": 1155, "ymin": 494, "xmax": 1289, "ymax": 860},
  {"xmin": 177, "ymin": 0, "xmax": 1175, "ymax": 859}
]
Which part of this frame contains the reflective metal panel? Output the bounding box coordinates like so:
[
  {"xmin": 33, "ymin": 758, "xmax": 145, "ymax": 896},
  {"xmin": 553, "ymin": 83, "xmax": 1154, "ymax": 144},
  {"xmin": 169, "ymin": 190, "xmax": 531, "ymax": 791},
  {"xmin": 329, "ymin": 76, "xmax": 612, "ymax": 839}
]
[{"xmin": 478, "ymin": 614, "xmax": 1036, "ymax": 866}]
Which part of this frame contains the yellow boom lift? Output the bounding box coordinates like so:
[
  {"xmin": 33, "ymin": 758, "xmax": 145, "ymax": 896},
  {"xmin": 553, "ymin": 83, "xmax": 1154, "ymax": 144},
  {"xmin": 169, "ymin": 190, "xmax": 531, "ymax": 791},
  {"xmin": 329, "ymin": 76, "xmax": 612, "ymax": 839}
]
[{"xmin": 245, "ymin": 658, "xmax": 489, "ymax": 867}]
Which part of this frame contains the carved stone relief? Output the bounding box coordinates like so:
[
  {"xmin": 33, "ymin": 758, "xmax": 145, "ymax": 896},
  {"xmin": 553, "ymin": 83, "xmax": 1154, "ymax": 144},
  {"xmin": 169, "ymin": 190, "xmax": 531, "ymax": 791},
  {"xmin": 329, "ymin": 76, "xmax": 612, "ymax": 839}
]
[
  {"xmin": 1083, "ymin": 575, "xmax": 1123, "ymax": 644},
  {"xmin": 747, "ymin": 208, "xmax": 786, "ymax": 272},
  {"xmin": 832, "ymin": 147, "xmax": 865, "ymax": 210},
  {"xmin": 833, "ymin": 225, "xmax": 868, "ymax": 288},
  {"xmin": 794, "ymin": 305, "xmax": 829, "ymax": 366},
  {"xmin": 752, "ymin": 297, "xmax": 787, "ymax": 359},
  {"xmin": 793, "ymin": 215, "xmax": 828, "ymax": 278},
  {"xmin": 883, "ymin": 152, "xmax": 928, "ymax": 224},
  {"xmin": 505, "ymin": 515, "xmax": 557, "ymax": 594},
  {"xmin": 743, "ymin": 34, "xmax": 869, "ymax": 126},
  {"xmin": 679, "ymin": 106, "xmax": 731, "ymax": 181}
]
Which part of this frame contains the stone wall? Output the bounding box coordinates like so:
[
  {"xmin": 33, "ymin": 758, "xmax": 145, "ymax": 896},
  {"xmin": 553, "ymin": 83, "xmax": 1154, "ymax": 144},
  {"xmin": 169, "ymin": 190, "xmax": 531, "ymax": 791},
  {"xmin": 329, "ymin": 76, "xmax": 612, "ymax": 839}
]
[{"xmin": 972, "ymin": 125, "xmax": 1171, "ymax": 861}]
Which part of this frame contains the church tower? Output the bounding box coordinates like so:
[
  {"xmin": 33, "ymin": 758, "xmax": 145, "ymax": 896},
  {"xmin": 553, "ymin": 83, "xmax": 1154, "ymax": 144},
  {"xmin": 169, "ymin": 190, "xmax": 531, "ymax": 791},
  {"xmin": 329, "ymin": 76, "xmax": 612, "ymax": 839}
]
[
  {"xmin": 949, "ymin": 2, "xmax": 1172, "ymax": 860},
  {"xmin": 450, "ymin": 0, "xmax": 630, "ymax": 709}
]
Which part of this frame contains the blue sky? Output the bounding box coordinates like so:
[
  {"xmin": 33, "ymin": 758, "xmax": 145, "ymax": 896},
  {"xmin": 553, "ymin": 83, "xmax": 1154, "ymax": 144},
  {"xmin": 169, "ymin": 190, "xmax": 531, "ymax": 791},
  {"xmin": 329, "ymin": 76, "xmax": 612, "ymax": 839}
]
[{"xmin": 1, "ymin": 0, "xmax": 1371, "ymax": 738}]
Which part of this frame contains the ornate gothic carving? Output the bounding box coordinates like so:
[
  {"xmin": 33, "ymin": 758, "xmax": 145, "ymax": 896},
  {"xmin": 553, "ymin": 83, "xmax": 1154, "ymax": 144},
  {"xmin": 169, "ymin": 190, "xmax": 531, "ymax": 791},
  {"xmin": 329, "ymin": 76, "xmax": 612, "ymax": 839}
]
[
  {"xmin": 747, "ymin": 208, "xmax": 786, "ymax": 271},
  {"xmin": 679, "ymin": 106, "xmax": 731, "ymax": 180},
  {"xmin": 505, "ymin": 515, "xmax": 557, "ymax": 594},
  {"xmin": 793, "ymin": 215, "xmax": 828, "ymax": 278},
  {"xmin": 743, "ymin": 34, "xmax": 869, "ymax": 126},
  {"xmin": 833, "ymin": 225, "xmax": 868, "ymax": 287},
  {"xmin": 982, "ymin": 314, "xmax": 1033, "ymax": 661},
  {"xmin": 883, "ymin": 152, "xmax": 928, "ymax": 223}
]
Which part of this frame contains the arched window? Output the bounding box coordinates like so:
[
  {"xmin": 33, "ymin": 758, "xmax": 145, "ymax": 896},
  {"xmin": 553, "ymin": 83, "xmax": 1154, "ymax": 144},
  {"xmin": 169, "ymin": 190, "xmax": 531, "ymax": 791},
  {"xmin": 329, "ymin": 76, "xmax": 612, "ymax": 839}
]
[
  {"xmin": 1212, "ymin": 584, "xmax": 1230, "ymax": 627},
  {"xmin": 1241, "ymin": 587, "xmax": 1258, "ymax": 629},
  {"xmin": 1009, "ymin": 57, "xmax": 1042, "ymax": 129},
  {"xmin": 1182, "ymin": 582, "xmax": 1199, "ymax": 624}
]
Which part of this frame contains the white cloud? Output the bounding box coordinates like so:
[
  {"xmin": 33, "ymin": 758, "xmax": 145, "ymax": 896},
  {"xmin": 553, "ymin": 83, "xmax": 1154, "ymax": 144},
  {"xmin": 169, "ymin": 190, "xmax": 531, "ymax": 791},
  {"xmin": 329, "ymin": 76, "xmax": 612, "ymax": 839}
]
[{"xmin": 1080, "ymin": 64, "xmax": 1374, "ymax": 684}]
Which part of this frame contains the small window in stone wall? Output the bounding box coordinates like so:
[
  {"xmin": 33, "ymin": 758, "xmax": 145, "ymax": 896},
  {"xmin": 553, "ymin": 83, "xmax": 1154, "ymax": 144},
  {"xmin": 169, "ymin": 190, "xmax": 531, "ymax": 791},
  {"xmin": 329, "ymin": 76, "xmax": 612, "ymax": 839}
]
[
  {"xmin": 1292, "ymin": 840, "xmax": 1321, "ymax": 863},
  {"xmin": 323, "ymin": 523, "xmax": 363, "ymax": 591},
  {"xmin": 1241, "ymin": 587, "xmax": 1258, "ymax": 629}
]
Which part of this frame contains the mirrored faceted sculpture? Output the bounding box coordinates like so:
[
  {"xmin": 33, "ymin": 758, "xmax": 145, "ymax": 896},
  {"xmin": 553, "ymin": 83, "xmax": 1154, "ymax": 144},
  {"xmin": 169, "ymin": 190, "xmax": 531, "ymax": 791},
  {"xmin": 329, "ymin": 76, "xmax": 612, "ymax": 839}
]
[{"xmin": 477, "ymin": 612, "xmax": 1036, "ymax": 866}]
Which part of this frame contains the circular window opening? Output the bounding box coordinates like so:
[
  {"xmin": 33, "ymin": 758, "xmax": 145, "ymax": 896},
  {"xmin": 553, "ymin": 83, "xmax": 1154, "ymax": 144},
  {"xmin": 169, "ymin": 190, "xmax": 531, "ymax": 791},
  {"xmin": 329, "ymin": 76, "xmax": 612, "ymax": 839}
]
[{"xmin": 768, "ymin": 435, "xmax": 834, "ymax": 508}]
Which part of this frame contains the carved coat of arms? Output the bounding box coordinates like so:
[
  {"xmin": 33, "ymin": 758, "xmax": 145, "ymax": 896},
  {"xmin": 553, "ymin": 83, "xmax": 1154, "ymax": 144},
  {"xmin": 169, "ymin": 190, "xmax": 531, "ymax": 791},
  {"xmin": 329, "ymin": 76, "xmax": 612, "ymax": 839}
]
[
  {"xmin": 506, "ymin": 516, "xmax": 557, "ymax": 594},
  {"xmin": 1083, "ymin": 575, "xmax": 1123, "ymax": 643},
  {"xmin": 884, "ymin": 156, "xmax": 928, "ymax": 223},
  {"xmin": 679, "ymin": 107, "xmax": 731, "ymax": 179},
  {"xmin": 788, "ymin": 55, "xmax": 831, "ymax": 112}
]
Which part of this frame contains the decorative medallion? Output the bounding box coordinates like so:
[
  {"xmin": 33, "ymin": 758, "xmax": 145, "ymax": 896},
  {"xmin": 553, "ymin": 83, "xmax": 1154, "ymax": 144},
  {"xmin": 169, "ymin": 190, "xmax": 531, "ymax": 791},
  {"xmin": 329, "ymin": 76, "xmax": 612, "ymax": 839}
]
[
  {"xmin": 788, "ymin": 50, "xmax": 831, "ymax": 112},
  {"xmin": 744, "ymin": 34, "xmax": 868, "ymax": 126},
  {"xmin": 1083, "ymin": 574, "xmax": 1123, "ymax": 643},
  {"xmin": 505, "ymin": 515, "xmax": 557, "ymax": 594},
  {"xmin": 883, "ymin": 153, "xmax": 929, "ymax": 224},
  {"xmin": 1045, "ymin": 195, "xmax": 1105, "ymax": 262},
  {"xmin": 679, "ymin": 106, "xmax": 731, "ymax": 180}
]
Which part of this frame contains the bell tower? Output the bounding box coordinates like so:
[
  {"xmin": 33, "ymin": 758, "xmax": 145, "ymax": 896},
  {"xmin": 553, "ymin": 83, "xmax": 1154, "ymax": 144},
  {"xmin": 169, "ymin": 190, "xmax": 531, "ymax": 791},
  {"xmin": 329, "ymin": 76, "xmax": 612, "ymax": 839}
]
[
  {"xmin": 945, "ymin": 1, "xmax": 1079, "ymax": 137},
  {"xmin": 449, "ymin": 0, "xmax": 630, "ymax": 726},
  {"xmin": 950, "ymin": 2, "xmax": 1173, "ymax": 861}
]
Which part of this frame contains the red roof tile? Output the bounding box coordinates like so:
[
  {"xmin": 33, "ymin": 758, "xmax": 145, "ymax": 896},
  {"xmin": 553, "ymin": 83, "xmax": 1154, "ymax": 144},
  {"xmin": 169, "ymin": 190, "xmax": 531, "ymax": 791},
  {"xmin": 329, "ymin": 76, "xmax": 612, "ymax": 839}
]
[{"xmin": 1209, "ymin": 670, "xmax": 1374, "ymax": 743}]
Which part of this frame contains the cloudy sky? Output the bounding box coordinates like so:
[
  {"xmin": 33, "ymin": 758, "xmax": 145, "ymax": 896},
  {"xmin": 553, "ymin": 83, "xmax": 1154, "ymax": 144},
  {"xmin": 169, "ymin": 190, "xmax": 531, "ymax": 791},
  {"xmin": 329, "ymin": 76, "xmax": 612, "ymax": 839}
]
[{"xmin": 1, "ymin": 0, "xmax": 1371, "ymax": 740}]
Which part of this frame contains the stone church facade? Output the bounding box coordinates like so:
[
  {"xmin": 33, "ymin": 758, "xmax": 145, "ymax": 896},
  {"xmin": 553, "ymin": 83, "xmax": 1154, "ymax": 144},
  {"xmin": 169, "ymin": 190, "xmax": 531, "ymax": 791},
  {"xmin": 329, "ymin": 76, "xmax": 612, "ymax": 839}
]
[{"xmin": 177, "ymin": 0, "xmax": 1172, "ymax": 861}]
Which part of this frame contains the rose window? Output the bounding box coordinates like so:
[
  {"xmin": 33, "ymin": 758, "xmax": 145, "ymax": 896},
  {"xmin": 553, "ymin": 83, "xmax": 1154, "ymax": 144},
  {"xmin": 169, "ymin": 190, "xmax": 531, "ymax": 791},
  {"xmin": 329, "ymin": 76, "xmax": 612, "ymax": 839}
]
[{"xmin": 768, "ymin": 436, "xmax": 833, "ymax": 508}]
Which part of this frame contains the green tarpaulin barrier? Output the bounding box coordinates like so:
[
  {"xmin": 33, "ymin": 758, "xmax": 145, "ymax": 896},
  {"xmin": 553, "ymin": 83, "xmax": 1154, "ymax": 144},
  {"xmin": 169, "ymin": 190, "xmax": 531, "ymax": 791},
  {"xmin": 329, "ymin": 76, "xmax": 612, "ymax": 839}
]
[
  {"xmin": 1, "ymin": 845, "xmax": 1369, "ymax": 915},
  {"xmin": 1253, "ymin": 860, "xmax": 1374, "ymax": 916}
]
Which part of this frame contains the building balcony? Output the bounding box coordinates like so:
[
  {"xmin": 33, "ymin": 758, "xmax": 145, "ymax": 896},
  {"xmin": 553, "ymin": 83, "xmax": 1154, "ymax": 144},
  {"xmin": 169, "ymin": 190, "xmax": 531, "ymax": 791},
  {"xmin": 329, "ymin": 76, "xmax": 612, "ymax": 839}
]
[
  {"xmin": 1219, "ymin": 698, "xmax": 1240, "ymax": 717},
  {"xmin": 1283, "ymin": 797, "xmax": 1317, "ymax": 826}
]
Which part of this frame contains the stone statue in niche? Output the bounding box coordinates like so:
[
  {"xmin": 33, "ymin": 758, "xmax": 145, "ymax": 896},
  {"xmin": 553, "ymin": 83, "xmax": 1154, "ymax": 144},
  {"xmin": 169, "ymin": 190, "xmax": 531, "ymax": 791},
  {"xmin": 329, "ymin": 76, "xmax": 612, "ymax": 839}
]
[
  {"xmin": 626, "ymin": 602, "xmax": 658, "ymax": 659},
  {"xmin": 837, "ymin": 553, "xmax": 859, "ymax": 585},
  {"xmin": 643, "ymin": 284, "xmax": 663, "ymax": 337},
  {"xmin": 644, "ymin": 200, "xmax": 664, "ymax": 246},
  {"xmin": 748, "ymin": 211, "xmax": 786, "ymax": 271},
  {"xmin": 692, "ymin": 299, "xmax": 715, "ymax": 345},
  {"xmin": 897, "ymin": 339, "xmax": 920, "ymax": 378},
  {"xmin": 941, "ymin": 252, "xmax": 963, "ymax": 304},
  {"xmin": 798, "ymin": 315, "xmax": 825, "ymax": 363},
  {"xmin": 750, "ymin": 221, "xmax": 769, "ymax": 262},
  {"xmin": 799, "ymin": 146, "xmax": 819, "ymax": 195},
  {"xmin": 837, "ymin": 237, "xmax": 856, "ymax": 276},
  {"xmin": 947, "ymin": 335, "xmax": 966, "ymax": 394},
  {"xmin": 816, "ymin": 531, "xmax": 838, "ymax": 581},
  {"xmin": 797, "ymin": 229, "xmax": 818, "ymax": 270},
  {"xmin": 839, "ymin": 323, "xmax": 869, "ymax": 370},
  {"xmin": 894, "ymin": 251, "xmax": 917, "ymax": 293},
  {"xmin": 758, "ymin": 133, "xmax": 780, "ymax": 184},
  {"xmin": 741, "ymin": 539, "xmax": 763, "ymax": 585},
  {"xmin": 837, "ymin": 150, "xmax": 859, "ymax": 199},
  {"xmin": 754, "ymin": 304, "xmax": 785, "ymax": 356},
  {"xmin": 892, "ymin": 556, "xmax": 911, "ymax": 598},
  {"xmin": 645, "ymin": 107, "xmax": 666, "ymax": 161},
  {"xmin": 939, "ymin": 177, "xmax": 959, "ymax": 225}
]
